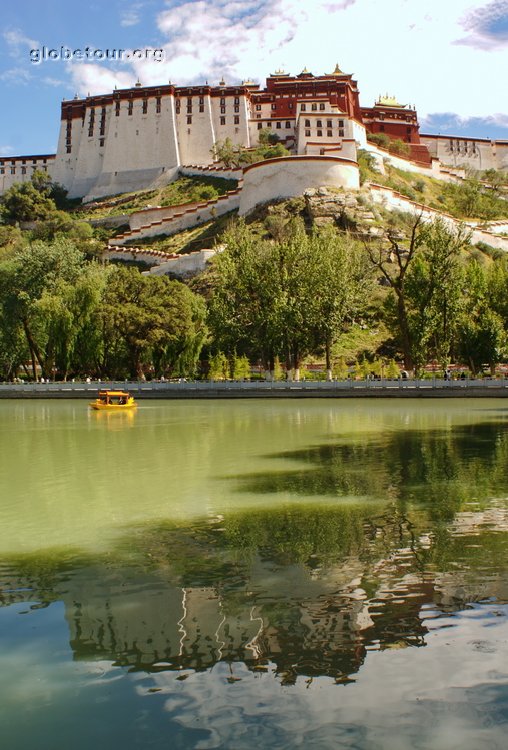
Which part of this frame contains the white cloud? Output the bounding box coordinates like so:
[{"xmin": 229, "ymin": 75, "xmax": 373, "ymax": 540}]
[
  {"xmin": 3, "ymin": 28, "xmax": 39, "ymax": 58},
  {"xmin": 120, "ymin": 3, "xmax": 144, "ymax": 27},
  {"xmin": 0, "ymin": 145, "xmax": 14, "ymax": 156},
  {"xmin": 0, "ymin": 67, "xmax": 32, "ymax": 85},
  {"xmin": 456, "ymin": 0, "xmax": 508, "ymax": 49},
  {"xmin": 69, "ymin": 63, "xmax": 136, "ymax": 97}
]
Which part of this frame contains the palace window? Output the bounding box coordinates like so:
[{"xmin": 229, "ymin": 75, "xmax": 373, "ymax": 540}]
[
  {"xmin": 320, "ymin": 103, "xmax": 325, "ymax": 110},
  {"xmin": 156, "ymin": 97, "xmax": 161, "ymax": 113},
  {"xmin": 234, "ymin": 97, "xmax": 239, "ymax": 105},
  {"xmin": 199, "ymin": 97, "xmax": 204, "ymax": 105},
  {"xmin": 286, "ymin": 121, "xmax": 291, "ymax": 128},
  {"xmin": 266, "ymin": 121, "xmax": 272, "ymax": 127},
  {"xmin": 0, "ymin": 168, "xmax": 4, "ymax": 174},
  {"xmin": 234, "ymin": 115, "xmax": 239, "ymax": 124},
  {"xmin": 305, "ymin": 119, "xmax": 310, "ymax": 127},
  {"xmin": 271, "ymin": 103, "xmax": 276, "ymax": 110},
  {"xmin": 339, "ymin": 129, "xmax": 344, "ymax": 137},
  {"xmin": 256, "ymin": 104, "xmax": 261, "ymax": 110},
  {"xmin": 317, "ymin": 120, "xmax": 322, "ymax": 128},
  {"xmin": 220, "ymin": 98, "xmax": 225, "ymax": 105},
  {"xmin": 220, "ymin": 106, "xmax": 225, "ymax": 114},
  {"xmin": 257, "ymin": 122, "xmax": 262, "ymax": 129},
  {"xmin": 327, "ymin": 120, "xmax": 333, "ymax": 128},
  {"xmin": 187, "ymin": 115, "xmax": 192, "ymax": 124},
  {"xmin": 317, "ymin": 129, "xmax": 322, "ymax": 137},
  {"xmin": 311, "ymin": 103, "xmax": 317, "ymax": 111},
  {"xmin": 99, "ymin": 138, "xmax": 105, "ymax": 147},
  {"xmin": 142, "ymin": 99, "xmax": 148, "ymax": 114},
  {"xmin": 234, "ymin": 105, "xmax": 239, "ymax": 113},
  {"xmin": 10, "ymin": 168, "xmax": 15, "ymax": 174},
  {"xmin": 288, "ymin": 102, "xmax": 293, "ymax": 109},
  {"xmin": 305, "ymin": 129, "xmax": 310, "ymax": 137},
  {"xmin": 301, "ymin": 104, "xmax": 306, "ymax": 111},
  {"xmin": 66, "ymin": 147, "xmax": 71, "ymax": 154},
  {"xmin": 21, "ymin": 167, "xmax": 26, "ymax": 174},
  {"xmin": 115, "ymin": 101, "xmax": 120, "ymax": 116},
  {"xmin": 276, "ymin": 121, "xmax": 281, "ymax": 128},
  {"xmin": 128, "ymin": 101, "xmax": 133, "ymax": 116},
  {"xmin": 220, "ymin": 116, "xmax": 226, "ymax": 125},
  {"xmin": 338, "ymin": 120, "xmax": 344, "ymax": 128},
  {"xmin": 199, "ymin": 106, "xmax": 204, "ymax": 112},
  {"xmin": 327, "ymin": 130, "xmax": 333, "ymax": 137},
  {"xmin": 187, "ymin": 97, "xmax": 192, "ymax": 104}
]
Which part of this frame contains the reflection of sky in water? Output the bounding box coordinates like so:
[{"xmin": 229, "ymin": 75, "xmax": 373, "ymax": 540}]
[{"xmin": 2, "ymin": 400, "xmax": 508, "ymax": 747}]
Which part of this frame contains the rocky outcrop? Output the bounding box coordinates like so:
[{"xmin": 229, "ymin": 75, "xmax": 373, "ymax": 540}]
[{"xmin": 304, "ymin": 187, "xmax": 385, "ymax": 238}]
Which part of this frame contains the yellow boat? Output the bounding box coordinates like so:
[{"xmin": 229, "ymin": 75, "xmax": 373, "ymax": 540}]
[{"xmin": 89, "ymin": 390, "xmax": 137, "ymax": 411}]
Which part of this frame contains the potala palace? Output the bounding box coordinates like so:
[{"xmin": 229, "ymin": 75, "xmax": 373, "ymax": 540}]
[{"xmin": 1, "ymin": 64, "xmax": 507, "ymax": 205}]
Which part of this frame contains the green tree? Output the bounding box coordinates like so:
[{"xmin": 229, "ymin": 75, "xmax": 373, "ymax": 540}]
[{"xmin": 102, "ymin": 267, "xmax": 207, "ymax": 380}]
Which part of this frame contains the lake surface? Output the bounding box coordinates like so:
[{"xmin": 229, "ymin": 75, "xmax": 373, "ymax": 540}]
[{"xmin": 1, "ymin": 399, "xmax": 508, "ymax": 749}]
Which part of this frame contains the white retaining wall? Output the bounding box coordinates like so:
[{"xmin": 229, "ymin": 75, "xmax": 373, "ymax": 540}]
[
  {"xmin": 239, "ymin": 156, "xmax": 360, "ymax": 215},
  {"xmin": 369, "ymin": 183, "xmax": 508, "ymax": 251}
]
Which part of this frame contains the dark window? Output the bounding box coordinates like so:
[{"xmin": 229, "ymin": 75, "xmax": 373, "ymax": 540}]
[
  {"xmin": 327, "ymin": 130, "xmax": 333, "ymax": 137},
  {"xmin": 199, "ymin": 106, "xmax": 204, "ymax": 112},
  {"xmin": 128, "ymin": 101, "xmax": 133, "ymax": 115},
  {"xmin": 338, "ymin": 119, "xmax": 344, "ymax": 128},
  {"xmin": 199, "ymin": 97, "xmax": 204, "ymax": 105},
  {"xmin": 220, "ymin": 106, "xmax": 225, "ymax": 114},
  {"xmin": 234, "ymin": 115, "xmax": 239, "ymax": 124},
  {"xmin": 99, "ymin": 138, "xmax": 105, "ymax": 147},
  {"xmin": 271, "ymin": 103, "xmax": 276, "ymax": 110},
  {"xmin": 66, "ymin": 147, "xmax": 71, "ymax": 154},
  {"xmin": 286, "ymin": 121, "xmax": 291, "ymax": 128},
  {"xmin": 142, "ymin": 99, "xmax": 148, "ymax": 114},
  {"xmin": 187, "ymin": 97, "xmax": 192, "ymax": 104},
  {"xmin": 156, "ymin": 97, "xmax": 161, "ymax": 113},
  {"xmin": 115, "ymin": 101, "xmax": 120, "ymax": 116},
  {"xmin": 266, "ymin": 121, "xmax": 271, "ymax": 127},
  {"xmin": 256, "ymin": 104, "xmax": 261, "ymax": 110},
  {"xmin": 305, "ymin": 129, "xmax": 310, "ymax": 137},
  {"xmin": 319, "ymin": 103, "xmax": 325, "ymax": 110},
  {"xmin": 234, "ymin": 105, "xmax": 239, "ymax": 113},
  {"xmin": 21, "ymin": 166, "xmax": 26, "ymax": 174},
  {"xmin": 257, "ymin": 122, "xmax": 262, "ymax": 129},
  {"xmin": 10, "ymin": 168, "xmax": 15, "ymax": 174},
  {"xmin": 327, "ymin": 120, "xmax": 332, "ymax": 128},
  {"xmin": 311, "ymin": 103, "xmax": 317, "ymax": 111},
  {"xmin": 276, "ymin": 121, "xmax": 281, "ymax": 128},
  {"xmin": 301, "ymin": 103, "xmax": 306, "ymax": 111},
  {"xmin": 317, "ymin": 120, "xmax": 322, "ymax": 128},
  {"xmin": 234, "ymin": 97, "xmax": 239, "ymax": 104},
  {"xmin": 187, "ymin": 115, "xmax": 192, "ymax": 124},
  {"xmin": 220, "ymin": 116, "xmax": 226, "ymax": 125},
  {"xmin": 339, "ymin": 129, "xmax": 344, "ymax": 137},
  {"xmin": 305, "ymin": 119, "xmax": 310, "ymax": 127},
  {"xmin": 317, "ymin": 129, "xmax": 322, "ymax": 137},
  {"xmin": 220, "ymin": 97, "xmax": 225, "ymax": 105}
]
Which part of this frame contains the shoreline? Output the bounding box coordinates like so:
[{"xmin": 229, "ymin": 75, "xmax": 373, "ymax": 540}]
[{"xmin": 1, "ymin": 380, "xmax": 508, "ymax": 399}]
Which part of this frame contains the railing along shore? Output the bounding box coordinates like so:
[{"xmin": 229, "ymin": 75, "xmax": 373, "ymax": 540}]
[{"xmin": 2, "ymin": 378, "xmax": 508, "ymax": 398}]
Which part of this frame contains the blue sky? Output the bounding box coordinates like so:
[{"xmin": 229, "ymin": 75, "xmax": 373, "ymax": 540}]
[{"xmin": 1, "ymin": 0, "xmax": 508, "ymax": 157}]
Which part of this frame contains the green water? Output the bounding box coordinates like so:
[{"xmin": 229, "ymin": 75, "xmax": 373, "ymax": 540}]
[{"xmin": 1, "ymin": 399, "xmax": 508, "ymax": 749}]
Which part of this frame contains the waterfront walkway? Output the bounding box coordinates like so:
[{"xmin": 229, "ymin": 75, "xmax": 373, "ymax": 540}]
[{"xmin": 1, "ymin": 379, "xmax": 508, "ymax": 398}]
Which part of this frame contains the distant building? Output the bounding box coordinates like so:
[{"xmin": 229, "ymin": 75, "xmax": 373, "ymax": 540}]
[{"xmin": 1, "ymin": 65, "xmax": 507, "ymax": 201}]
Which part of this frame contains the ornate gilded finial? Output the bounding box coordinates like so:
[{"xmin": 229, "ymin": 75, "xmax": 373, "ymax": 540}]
[
  {"xmin": 219, "ymin": 77, "xmax": 226, "ymax": 86},
  {"xmin": 135, "ymin": 79, "xmax": 142, "ymax": 87},
  {"xmin": 74, "ymin": 93, "xmax": 79, "ymax": 99},
  {"xmin": 332, "ymin": 63, "xmax": 343, "ymax": 75},
  {"xmin": 301, "ymin": 66, "xmax": 309, "ymax": 74}
]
